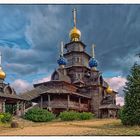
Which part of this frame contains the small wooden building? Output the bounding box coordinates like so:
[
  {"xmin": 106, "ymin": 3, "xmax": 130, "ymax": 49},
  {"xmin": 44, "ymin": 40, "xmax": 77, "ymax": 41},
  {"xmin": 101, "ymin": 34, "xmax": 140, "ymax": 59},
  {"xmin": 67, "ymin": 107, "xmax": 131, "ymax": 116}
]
[{"xmin": 0, "ymin": 53, "xmax": 26, "ymax": 116}]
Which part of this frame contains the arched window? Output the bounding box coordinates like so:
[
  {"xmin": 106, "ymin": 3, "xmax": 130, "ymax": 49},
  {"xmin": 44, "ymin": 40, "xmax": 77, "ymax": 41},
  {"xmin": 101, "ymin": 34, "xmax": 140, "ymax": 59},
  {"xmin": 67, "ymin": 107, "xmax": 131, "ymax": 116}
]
[{"xmin": 51, "ymin": 71, "xmax": 59, "ymax": 80}]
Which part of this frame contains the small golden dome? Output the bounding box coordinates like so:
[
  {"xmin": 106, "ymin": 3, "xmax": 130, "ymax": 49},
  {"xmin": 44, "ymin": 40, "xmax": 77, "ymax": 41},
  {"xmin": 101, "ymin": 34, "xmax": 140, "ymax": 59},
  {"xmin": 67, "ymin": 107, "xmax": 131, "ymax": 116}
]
[
  {"xmin": 69, "ymin": 26, "xmax": 81, "ymax": 41},
  {"xmin": 0, "ymin": 67, "xmax": 6, "ymax": 79},
  {"xmin": 106, "ymin": 86, "xmax": 113, "ymax": 94}
]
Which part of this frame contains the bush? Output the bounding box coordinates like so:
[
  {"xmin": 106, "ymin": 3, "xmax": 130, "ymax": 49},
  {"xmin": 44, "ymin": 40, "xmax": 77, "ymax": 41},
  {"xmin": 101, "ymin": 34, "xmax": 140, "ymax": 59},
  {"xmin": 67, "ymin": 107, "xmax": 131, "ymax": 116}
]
[
  {"xmin": 24, "ymin": 108, "xmax": 55, "ymax": 122},
  {"xmin": 59, "ymin": 111, "xmax": 80, "ymax": 121},
  {"xmin": 79, "ymin": 112, "xmax": 94, "ymax": 120},
  {"xmin": 0, "ymin": 114, "xmax": 4, "ymax": 122},
  {"xmin": 59, "ymin": 111, "xmax": 94, "ymax": 121},
  {"xmin": 0, "ymin": 113, "xmax": 12, "ymax": 123}
]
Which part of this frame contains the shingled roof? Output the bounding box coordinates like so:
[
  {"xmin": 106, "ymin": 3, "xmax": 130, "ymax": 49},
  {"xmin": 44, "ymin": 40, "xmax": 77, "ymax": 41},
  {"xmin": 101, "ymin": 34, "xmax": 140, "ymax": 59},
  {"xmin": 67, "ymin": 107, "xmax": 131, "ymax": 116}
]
[
  {"xmin": 20, "ymin": 88, "xmax": 42, "ymax": 101},
  {"xmin": 20, "ymin": 83, "xmax": 91, "ymax": 101},
  {"xmin": 0, "ymin": 92, "xmax": 24, "ymax": 100}
]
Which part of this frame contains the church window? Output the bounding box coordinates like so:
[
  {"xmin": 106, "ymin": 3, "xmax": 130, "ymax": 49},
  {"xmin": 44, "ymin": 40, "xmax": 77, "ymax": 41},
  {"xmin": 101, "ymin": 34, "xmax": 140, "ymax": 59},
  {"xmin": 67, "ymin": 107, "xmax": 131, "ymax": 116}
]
[
  {"xmin": 78, "ymin": 57, "xmax": 81, "ymax": 62},
  {"xmin": 78, "ymin": 73, "xmax": 81, "ymax": 79},
  {"xmin": 75, "ymin": 57, "xmax": 81, "ymax": 63}
]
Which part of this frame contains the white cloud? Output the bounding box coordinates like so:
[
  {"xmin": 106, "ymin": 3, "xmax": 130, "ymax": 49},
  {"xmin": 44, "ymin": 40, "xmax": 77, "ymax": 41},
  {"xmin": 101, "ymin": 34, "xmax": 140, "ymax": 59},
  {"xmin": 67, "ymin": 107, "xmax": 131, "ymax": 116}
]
[
  {"xmin": 116, "ymin": 95, "xmax": 124, "ymax": 106},
  {"xmin": 11, "ymin": 75, "xmax": 51, "ymax": 94},
  {"xmin": 105, "ymin": 76, "xmax": 127, "ymax": 91},
  {"xmin": 105, "ymin": 76, "xmax": 127, "ymax": 106},
  {"xmin": 11, "ymin": 79, "xmax": 33, "ymax": 94},
  {"xmin": 33, "ymin": 76, "xmax": 51, "ymax": 84}
]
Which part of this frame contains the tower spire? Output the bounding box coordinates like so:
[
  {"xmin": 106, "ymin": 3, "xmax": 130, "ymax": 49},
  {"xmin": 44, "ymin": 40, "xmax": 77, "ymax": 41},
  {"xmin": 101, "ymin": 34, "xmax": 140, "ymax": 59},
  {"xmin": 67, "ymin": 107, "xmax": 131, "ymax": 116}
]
[
  {"xmin": 57, "ymin": 42, "xmax": 67, "ymax": 68},
  {"xmin": 89, "ymin": 44, "xmax": 98, "ymax": 70},
  {"xmin": 69, "ymin": 8, "xmax": 81, "ymax": 42},
  {"xmin": 73, "ymin": 8, "xmax": 77, "ymax": 27},
  {"xmin": 60, "ymin": 41, "xmax": 64, "ymax": 56},
  {"xmin": 0, "ymin": 51, "xmax": 2, "ymax": 66},
  {"xmin": 91, "ymin": 44, "xmax": 96, "ymax": 58}
]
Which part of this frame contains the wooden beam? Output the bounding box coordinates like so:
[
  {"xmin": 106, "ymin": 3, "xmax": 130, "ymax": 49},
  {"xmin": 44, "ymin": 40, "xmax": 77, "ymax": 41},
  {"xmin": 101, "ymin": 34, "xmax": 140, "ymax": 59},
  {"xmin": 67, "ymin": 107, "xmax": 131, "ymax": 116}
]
[
  {"xmin": 2, "ymin": 100, "xmax": 6, "ymax": 113},
  {"xmin": 79, "ymin": 97, "xmax": 81, "ymax": 111},
  {"xmin": 16, "ymin": 101, "xmax": 20, "ymax": 116},
  {"xmin": 21, "ymin": 101, "xmax": 26, "ymax": 115},
  {"xmin": 67, "ymin": 94, "xmax": 70, "ymax": 111},
  {"xmin": 40, "ymin": 96, "xmax": 43, "ymax": 109},
  {"xmin": 48, "ymin": 94, "xmax": 50, "ymax": 107}
]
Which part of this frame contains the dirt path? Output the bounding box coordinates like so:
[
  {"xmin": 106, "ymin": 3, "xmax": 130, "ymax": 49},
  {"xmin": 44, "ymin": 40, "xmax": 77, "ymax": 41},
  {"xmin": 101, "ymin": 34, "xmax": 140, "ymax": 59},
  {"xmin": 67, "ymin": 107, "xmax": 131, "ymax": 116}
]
[
  {"xmin": 0, "ymin": 121, "xmax": 93, "ymax": 136},
  {"xmin": 0, "ymin": 119, "xmax": 119, "ymax": 136},
  {"xmin": 0, "ymin": 119, "xmax": 140, "ymax": 136}
]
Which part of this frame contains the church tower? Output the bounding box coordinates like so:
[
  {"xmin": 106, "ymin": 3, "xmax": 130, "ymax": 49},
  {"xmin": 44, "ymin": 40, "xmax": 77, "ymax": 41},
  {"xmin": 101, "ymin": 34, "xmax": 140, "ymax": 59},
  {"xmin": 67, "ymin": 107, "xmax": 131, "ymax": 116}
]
[{"xmin": 64, "ymin": 8, "xmax": 91, "ymax": 85}]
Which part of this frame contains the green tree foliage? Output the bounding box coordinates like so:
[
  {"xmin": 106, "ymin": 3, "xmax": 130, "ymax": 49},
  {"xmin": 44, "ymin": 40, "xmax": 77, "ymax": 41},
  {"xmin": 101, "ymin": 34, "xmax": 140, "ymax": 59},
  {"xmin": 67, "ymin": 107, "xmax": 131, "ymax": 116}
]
[
  {"xmin": 121, "ymin": 63, "xmax": 140, "ymax": 125},
  {"xmin": 24, "ymin": 108, "xmax": 55, "ymax": 122}
]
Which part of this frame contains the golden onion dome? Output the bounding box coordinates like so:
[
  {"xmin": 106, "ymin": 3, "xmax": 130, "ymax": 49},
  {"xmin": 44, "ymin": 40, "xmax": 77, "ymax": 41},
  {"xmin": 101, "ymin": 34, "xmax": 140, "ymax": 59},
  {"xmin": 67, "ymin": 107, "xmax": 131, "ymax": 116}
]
[
  {"xmin": 106, "ymin": 86, "xmax": 113, "ymax": 94},
  {"xmin": 0, "ymin": 67, "xmax": 6, "ymax": 79},
  {"xmin": 69, "ymin": 26, "xmax": 81, "ymax": 41}
]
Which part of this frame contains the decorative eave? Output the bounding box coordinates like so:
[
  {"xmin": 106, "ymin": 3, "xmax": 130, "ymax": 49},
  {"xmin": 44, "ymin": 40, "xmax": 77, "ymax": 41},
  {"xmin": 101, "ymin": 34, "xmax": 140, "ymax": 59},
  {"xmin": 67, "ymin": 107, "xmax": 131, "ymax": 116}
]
[
  {"xmin": 34, "ymin": 80, "xmax": 77, "ymax": 90},
  {"xmin": 41, "ymin": 89, "xmax": 91, "ymax": 99},
  {"xmin": 64, "ymin": 51, "xmax": 91, "ymax": 59},
  {"xmin": 65, "ymin": 41, "xmax": 86, "ymax": 49},
  {"xmin": 65, "ymin": 65, "xmax": 91, "ymax": 71}
]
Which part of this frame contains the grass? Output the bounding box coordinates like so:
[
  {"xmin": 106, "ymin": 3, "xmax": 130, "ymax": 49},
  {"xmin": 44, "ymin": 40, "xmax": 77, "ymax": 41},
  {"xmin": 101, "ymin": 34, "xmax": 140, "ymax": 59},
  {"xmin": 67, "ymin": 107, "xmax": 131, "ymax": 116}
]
[{"xmin": 0, "ymin": 119, "xmax": 140, "ymax": 136}]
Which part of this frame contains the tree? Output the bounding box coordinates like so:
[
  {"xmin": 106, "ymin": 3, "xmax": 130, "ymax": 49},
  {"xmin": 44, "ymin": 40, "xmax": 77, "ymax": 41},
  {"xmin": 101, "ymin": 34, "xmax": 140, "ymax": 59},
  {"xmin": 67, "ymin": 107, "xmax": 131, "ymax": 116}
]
[{"xmin": 121, "ymin": 63, "xmax": 140, "ymax": 125}]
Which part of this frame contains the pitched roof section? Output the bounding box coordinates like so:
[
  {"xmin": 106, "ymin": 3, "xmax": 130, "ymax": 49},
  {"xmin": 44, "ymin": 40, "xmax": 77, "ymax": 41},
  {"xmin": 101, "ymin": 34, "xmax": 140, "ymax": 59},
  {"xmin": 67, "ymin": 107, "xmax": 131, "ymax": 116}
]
[
  {"xmin": 20, "ymin": 88, "xmax": 42, "ymax": 101},
  {"xmin": 20, "ymin": 82, "xmax": 91, "ymax": 101},
  {"xmin": 0, "ymin": 92, "xmax": 24, "ymax": 100}
]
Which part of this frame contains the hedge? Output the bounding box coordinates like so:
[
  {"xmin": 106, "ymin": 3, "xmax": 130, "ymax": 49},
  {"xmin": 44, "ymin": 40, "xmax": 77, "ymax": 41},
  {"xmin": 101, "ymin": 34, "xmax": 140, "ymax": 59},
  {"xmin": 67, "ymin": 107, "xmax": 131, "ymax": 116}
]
[
  {"xmin": 79, "ymin": 112, "xmax": 94, "ymax": 120},
  {"xmin": 24, "ymin": 108, "xmax": 55, "ymax": 122},
  {"xmin": 59, "ymin": 111, "xmax": 94, "ymax": 121}
]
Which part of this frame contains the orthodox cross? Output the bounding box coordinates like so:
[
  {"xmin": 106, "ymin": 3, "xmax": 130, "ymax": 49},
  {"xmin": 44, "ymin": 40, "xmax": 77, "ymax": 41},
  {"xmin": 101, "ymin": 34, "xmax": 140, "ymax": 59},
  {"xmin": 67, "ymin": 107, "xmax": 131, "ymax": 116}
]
[{"xmin": 72, "ymin": 8, "xmax": 77, "ymax": 27}]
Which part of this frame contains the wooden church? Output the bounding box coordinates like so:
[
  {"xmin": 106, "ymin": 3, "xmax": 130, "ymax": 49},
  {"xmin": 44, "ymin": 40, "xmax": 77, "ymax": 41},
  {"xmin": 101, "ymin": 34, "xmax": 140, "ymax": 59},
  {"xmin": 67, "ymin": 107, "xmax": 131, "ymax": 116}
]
[
  {"xmin": 0, "ymin": 9, "xmax": 120, "ymax": 118},
  {"xmin": 20, "ymin": 9, "xmax": 120, "ymax": 118}
]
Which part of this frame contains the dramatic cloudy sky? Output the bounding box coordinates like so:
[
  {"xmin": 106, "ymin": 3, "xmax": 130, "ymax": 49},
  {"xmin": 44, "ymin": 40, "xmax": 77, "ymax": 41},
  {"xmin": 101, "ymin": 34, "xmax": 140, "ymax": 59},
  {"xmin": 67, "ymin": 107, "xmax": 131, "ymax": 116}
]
[{"xmin": 0, "ymin": 4, "xmax": 140, "ymax": 105}]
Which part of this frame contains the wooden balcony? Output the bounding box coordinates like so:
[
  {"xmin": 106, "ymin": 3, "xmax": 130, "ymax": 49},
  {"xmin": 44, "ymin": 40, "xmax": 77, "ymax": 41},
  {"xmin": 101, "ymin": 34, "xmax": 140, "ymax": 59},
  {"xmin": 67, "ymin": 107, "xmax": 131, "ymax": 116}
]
[{"xmin": 40, "ymin": 100, "xmax": 89, "ymax": 112}]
